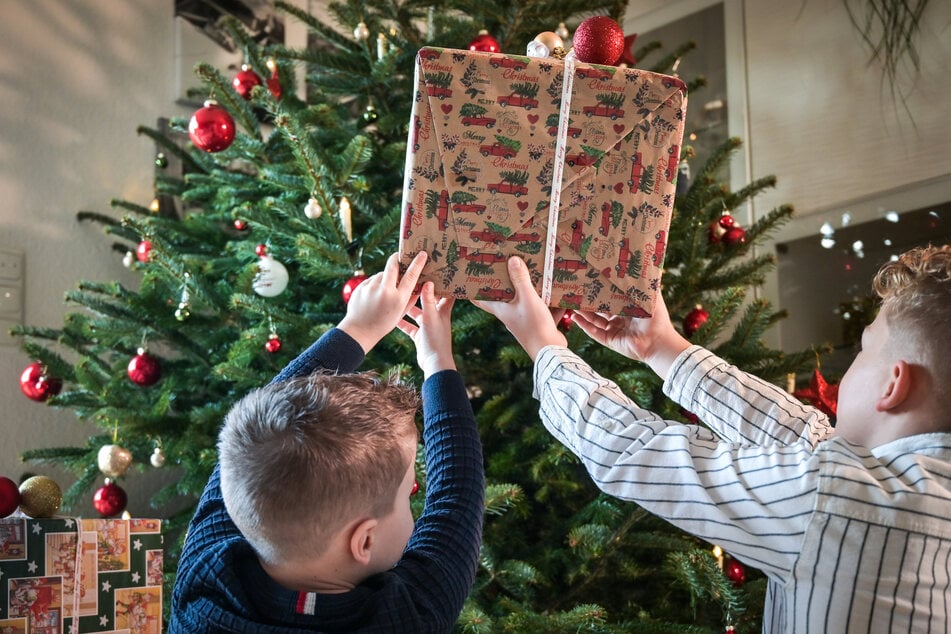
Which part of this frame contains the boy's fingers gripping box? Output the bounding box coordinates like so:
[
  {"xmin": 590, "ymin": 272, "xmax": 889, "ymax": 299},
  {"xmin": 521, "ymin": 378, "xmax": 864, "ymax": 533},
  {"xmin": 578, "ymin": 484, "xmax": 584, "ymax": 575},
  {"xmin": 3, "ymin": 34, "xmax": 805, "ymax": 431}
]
[{"xmin": 399, "ymin": 47, "xmax": 687, "ymax": 316}]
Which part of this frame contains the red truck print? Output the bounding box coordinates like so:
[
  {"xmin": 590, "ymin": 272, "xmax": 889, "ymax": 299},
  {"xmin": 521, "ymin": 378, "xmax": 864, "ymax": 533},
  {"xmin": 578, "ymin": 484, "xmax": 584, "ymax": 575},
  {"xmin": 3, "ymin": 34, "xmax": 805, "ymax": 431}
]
[
  {"xmin": 480, "ymin": 142, "xmax": 517, "ymax": 159},
  {"xmin": 489, "ymin": 56, "xmax": 528, "ymax": 70},
  {"xmin": 554, "ymin": 257, "xmax": 587, "ymax": 272},
  {"xmin": 475, "ymin": 287, "xmax": 515, "ymax": 301},
  {"xmin": 568, "ymin": 219, "xmax": 584, "ymax": 252},
  {"xmin": 629, "ymin": 152, "xmax": 644, "ymax": 193},
  {"xmin": 616, "ymin": 238, "xmax": 630, "ymax": 277},
  {"xmin": 487, "ymin": 181, "xmax": 528, "ymax": 197},
  {"xmin": 402, "ymin": 203, "xmax": 415, "ymax": 240},
  {"xmin": 469, "ymin": 229, "xmax": 507, "ymax": 244},
  {"xmin": 427, "ymin": 85, "xmax": 452, "ymax": 99},
  {"xmin": 452, "ymin": 203, "xmax": 487, "ymax": 214},
  {"xmin": 663, "ymin": 145, "xmax": 680, "ymax": 183},
  {"xmin": 577, "ymin": 67, "xmax": 614, "ymax": 80},
  {"xmin": 435, "ymin": 190, "xmax": 450, "ymax": 230},
  {"xmin": 468, "ymin": 251, "xmax": 508, "ymax": 264},
  {"xmin": 497, "ymin": 94, "xmax": 539, "ymax": 109},
  {"xmin": 547, "ymin": 125, "xmax": 582, "ymax": 138},
  {"xmin": 508, "ymin": 231, "xmax": 540, "ymax": 243},
  {"xmin": 652, "ymin": 230, "xmax": 667, "ymax": 266},
  {"xmin": 412, "ymin": 116, "xmax": 422, "ymax": 151},
  {"xmin": 582, "ymin": 104, "xmax": 625, "ymax": 119},
  {"xmin": 598, "ymin": 202, "xmax": 613, "ymax": 236},
  {"xmin": 559, "ymin": 292, "xmax": 583, "ymax": 309},
  {"xmin": 461, "ymin": 115, "xmax": 497, "ymax": 128},
  {"xmin": 566, "ymin": 152, "xmax": 598, "ymax": 168}
]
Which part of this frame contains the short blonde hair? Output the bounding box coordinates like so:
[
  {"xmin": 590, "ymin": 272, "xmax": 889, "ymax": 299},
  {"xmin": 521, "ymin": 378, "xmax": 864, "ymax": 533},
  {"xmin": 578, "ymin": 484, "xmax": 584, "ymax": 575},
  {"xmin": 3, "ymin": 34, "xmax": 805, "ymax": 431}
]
[
  {"xmin": 218, "ymin": 371, "xmax": 420, "ymax": 566},
  {"xmin": 873, "ymin": 244, "xmax": 951, "ymax": 405}
]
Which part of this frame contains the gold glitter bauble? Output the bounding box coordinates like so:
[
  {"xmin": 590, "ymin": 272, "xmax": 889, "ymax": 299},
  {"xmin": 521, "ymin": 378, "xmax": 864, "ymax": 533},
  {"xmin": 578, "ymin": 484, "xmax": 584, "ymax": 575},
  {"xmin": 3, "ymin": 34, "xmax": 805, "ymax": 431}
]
[
  {"xmin": 97, "ymin": 444, "xmax": 133, "ymax": 478},
  {"xmin": 19, "ymin": 475, "xmax": 62, "ymax": 518}
]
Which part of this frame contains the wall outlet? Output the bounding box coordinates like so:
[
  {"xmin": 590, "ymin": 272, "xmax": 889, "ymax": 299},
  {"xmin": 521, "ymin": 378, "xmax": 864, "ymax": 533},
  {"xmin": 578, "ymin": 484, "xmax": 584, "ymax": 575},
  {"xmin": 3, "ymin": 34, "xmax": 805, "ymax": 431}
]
[
  {"xmin": 0, "ymin": 248, "xmax": 24, "ymax": 346},
  {"xmin": 0, "ymin": 248, "xmax": 24, "ymax": 281}
]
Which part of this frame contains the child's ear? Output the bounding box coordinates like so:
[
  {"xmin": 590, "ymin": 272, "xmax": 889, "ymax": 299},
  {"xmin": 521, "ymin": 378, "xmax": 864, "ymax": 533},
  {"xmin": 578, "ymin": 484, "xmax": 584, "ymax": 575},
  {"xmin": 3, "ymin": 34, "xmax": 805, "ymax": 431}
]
[
  {"xmin": 348, "ymin": 518, "xmax": 378, "ymax": 566},
  {"xmin": 876, "ymin": 360, "xmax": 912, "ymax": 412}
]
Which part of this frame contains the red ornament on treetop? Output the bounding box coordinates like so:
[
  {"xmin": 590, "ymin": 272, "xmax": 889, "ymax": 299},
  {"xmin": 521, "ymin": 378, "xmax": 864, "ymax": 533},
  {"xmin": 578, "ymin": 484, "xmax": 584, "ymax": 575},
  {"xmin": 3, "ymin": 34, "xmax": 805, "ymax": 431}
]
[
  {"xmin": 468, "ymin": 30, "xmax": 500, "ymax": 53},
  {"xmin": 188, "ymin": 100, "xmax": 236, "ymax": 153},
  {"xmin": 19, "ymin": 362, "xmax": 62, "ymax": 402},
  {"xmin": 572, "ymin": 16, "xmax": 626, "ymax": 65},
  {"xmin": 136, "ymin": 240, "xmax": 152, "ymax": 263}
]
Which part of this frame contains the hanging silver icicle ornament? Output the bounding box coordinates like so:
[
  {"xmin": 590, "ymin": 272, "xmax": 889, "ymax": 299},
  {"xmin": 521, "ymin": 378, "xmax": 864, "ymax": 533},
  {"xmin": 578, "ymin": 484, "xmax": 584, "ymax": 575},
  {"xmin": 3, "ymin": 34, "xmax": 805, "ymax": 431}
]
[{"xmin": 354, "ymin": 20, "xmax": 370, "ymax": 41}]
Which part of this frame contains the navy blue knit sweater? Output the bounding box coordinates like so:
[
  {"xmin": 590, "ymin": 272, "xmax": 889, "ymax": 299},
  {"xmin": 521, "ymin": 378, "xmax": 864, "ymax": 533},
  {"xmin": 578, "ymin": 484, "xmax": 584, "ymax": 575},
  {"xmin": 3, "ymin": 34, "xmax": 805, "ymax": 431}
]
[{"xmin": 169, "ymin": 328, "xmax": 485, "ymax": 632}]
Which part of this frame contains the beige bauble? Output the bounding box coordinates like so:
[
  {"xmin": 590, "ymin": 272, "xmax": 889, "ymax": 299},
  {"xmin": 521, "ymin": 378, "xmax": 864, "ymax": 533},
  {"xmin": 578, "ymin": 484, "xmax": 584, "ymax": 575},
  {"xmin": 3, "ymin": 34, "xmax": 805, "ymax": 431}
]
[
  {"xmin": 19, "ymin": 475, "xmax": 62, "ymax": 518},
  {"xmin": 98, "ymin": 444, "xmax": 133, "ymax": 478}
]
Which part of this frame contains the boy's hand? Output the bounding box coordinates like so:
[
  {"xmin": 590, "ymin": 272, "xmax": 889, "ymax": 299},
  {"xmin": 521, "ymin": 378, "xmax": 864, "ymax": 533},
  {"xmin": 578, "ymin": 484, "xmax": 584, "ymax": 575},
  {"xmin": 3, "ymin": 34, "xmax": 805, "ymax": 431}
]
[
  {"xmin": 572, "ymin": 293, "xmax": 690, "ymax": 379},
  {"xmin": 398, "ymin": 281, "xmax": 455, "ymax": 378},
  {"xmin": 338, "ymin": 251, "xmax": 427, "ymax": 354},
  {"xmin": 472, "ymin": 256, "xmax": 566, "ymax": 360}
]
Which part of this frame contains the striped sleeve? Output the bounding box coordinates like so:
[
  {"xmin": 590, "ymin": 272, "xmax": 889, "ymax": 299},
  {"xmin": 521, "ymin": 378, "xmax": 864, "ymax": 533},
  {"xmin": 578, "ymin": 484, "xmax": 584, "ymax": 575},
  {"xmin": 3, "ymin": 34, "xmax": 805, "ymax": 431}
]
[
  {"xmin": 665, "ymin": 346, "xmax": 834, "ymax": 448},
  {"xmin": 533, "ymin": 345, "xmax": 819, "ymax": 579}
]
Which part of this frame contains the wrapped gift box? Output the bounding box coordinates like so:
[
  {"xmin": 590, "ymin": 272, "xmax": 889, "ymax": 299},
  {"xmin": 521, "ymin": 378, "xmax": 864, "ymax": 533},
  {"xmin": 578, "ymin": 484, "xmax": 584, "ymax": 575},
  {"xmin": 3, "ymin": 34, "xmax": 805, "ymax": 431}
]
[
  {"xmin": 399, "ymin": 46, "xmax": 688, "ymax": 316},
  {"xmin": 0, "ymin": 516, "xmax": 163, "ymax": 633}
]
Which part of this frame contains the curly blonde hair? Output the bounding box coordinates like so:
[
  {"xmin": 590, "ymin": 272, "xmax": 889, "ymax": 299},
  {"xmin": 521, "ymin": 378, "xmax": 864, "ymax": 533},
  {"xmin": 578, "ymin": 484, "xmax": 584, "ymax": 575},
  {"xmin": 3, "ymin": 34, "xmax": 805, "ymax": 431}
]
[
  {"xmin": 218, "ymin": 371, "xmax": 420, "ymax": 566},
  {"xmin": 873, "ymin": 244, "xmax": 951, "ymax": 403}
]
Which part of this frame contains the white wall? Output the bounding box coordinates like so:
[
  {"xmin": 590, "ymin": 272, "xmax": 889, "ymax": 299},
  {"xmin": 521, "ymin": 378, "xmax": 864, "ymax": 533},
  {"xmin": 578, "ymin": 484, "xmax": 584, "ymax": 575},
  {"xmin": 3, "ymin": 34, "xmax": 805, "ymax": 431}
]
[{"xmin": 0, "ymin": 0, "xmax": 187, "ymax": 516}]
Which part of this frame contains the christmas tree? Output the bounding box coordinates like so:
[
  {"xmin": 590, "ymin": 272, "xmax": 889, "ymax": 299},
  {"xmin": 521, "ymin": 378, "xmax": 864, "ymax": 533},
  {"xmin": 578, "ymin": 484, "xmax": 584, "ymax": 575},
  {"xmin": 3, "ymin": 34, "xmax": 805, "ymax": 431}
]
[{"xmin": 12, "ymin": 1, "xmax": 818, "ymax": 631}]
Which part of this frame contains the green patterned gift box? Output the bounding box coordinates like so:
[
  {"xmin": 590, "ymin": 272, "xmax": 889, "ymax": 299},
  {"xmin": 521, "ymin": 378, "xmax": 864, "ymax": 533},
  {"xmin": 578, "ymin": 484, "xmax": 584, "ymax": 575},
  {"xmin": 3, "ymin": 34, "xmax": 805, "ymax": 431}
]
[{"xmin": 0, "ymin": 517, "xmax": 163, "ymax": 633}]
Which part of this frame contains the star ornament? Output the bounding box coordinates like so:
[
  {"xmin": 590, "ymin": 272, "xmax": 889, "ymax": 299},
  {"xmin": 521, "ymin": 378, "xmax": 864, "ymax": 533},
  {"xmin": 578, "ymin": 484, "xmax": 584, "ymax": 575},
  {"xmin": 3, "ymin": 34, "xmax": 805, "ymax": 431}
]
[
  {"xmin": 793, "ymin": 368, "xmax": 839, "ymax": 418},
  {"xmin": 618, "ymin": 33, "xmax": 638, "ymax": 66}
]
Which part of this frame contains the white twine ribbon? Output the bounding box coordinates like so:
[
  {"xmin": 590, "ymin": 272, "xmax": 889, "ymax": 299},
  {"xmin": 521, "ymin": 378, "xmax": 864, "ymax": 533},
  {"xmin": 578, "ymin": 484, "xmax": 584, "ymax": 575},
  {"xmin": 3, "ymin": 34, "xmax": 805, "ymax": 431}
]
[{"xmin": 540, "ymin": 51, "xmax": 577, "ymax": 305}]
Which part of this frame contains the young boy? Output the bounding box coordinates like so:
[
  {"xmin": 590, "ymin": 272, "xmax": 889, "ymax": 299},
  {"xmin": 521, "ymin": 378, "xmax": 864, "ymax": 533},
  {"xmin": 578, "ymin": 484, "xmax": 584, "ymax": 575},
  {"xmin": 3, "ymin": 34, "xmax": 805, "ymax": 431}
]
[
  {"xmin": 170, "ymin": 252, "xmax": 485, "ymax": 633},
  {"xmin": 475, "ymin": 245, "xmax": 951, "ymax": 633}
]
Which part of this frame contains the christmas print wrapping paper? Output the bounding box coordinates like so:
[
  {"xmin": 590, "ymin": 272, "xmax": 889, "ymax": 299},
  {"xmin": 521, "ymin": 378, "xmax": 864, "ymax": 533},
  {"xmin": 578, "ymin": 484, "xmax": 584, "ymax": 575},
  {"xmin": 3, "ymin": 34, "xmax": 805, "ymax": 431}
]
[
  {"xmin": 399, "ymin": 46, "xmax": 687, "ymax": 316},
  {"xmin": 0, "ymin": 517, "xmax": 163, "ymax": 634}
]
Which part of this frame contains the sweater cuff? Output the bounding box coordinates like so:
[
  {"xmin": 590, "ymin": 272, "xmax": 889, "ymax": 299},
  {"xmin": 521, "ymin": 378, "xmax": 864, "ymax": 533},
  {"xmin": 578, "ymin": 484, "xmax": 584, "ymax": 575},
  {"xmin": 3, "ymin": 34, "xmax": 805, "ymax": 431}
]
[
  {"xmin": 422, "ymin": 370, "xmax": 473, "ymax": 422},
  {"xmin": 662, "ymin": 345, "xmax": 720, "ymax": 408}
]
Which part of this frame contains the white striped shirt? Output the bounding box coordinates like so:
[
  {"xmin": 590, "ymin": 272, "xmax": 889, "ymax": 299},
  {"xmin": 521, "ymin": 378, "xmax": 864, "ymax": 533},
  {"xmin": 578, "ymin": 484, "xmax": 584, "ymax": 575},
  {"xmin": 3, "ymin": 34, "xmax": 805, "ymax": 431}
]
[{"xmin": 535, "ymin": 344, "xmax": 951, "ymax": 633}]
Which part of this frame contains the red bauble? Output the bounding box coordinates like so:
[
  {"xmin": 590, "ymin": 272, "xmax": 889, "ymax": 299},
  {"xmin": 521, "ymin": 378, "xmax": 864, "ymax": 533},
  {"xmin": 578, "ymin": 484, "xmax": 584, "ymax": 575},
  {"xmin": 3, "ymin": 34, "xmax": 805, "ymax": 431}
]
[
  {"xmin": 0, "ymin": 476, "xmax": 21, "ymax": 517},
  {"xmin": 19, "ymin": 362, "xmax": 62, "ymax": 402},
  {"xmin": 128, "ymin": 349, "xmax": 161, "ymax": 387},
  {"xmin": 233, "ymin": 219, "xmax": 248, "ymax": 231},
  {"xmin": 342, "ymin": 273, "xmax": 368, "ymax": 304},
  {"xmin": 255, "ymin": 243, "xmax": 268, "ymax": 256},
  {"xmin": 188, "ymin": 100, "xmax": 236, "ymax": 153},
  {"xmin": 725, "ymin": 558, "xmax": 746, "ymax": 586},
  {"xmin": 722, "ymin": 226, "xmax": 747, "ymax": 247},
  {"xmin": 558, "ymin": 309, "xmax": 574, "ymax": 331},
  {"xmin": 136, "ymin": 240, "xmax": 152, "ymax": 263},
  {"xmin": 232, "ymin": 64, "xmax": 262, "ymax": 99},
  {"xmin": 265, "ymin": 335, "xmax": 282, "ymax": 353},
  {"xmin": 469, "ymin": 30, "xmax": 501, "ymax": 53},
  {"xmin": 718, "ymin": 213, "xmax": 736, "ymax": 229},
  {"xmin": 572, "ymin": 16, "xmax": 626, "ymax": 65},
  {"xmin": 93, "ymin": 481, "xmax": 127, "ymax": 517},
  {"xmin": 683, "ymin": 305, "xmax": 709, "ymax": 338}
]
